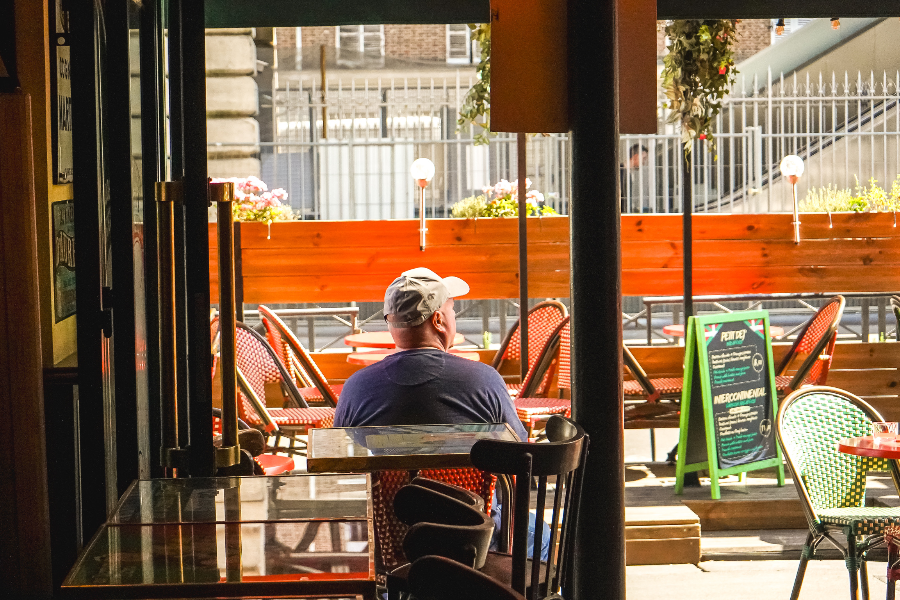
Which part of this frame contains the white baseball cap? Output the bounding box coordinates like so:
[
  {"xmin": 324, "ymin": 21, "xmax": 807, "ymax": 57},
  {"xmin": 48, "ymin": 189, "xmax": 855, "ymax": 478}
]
[{"xmin": 383, "ymin": 267, "xmax": 470, "ymax": 328}]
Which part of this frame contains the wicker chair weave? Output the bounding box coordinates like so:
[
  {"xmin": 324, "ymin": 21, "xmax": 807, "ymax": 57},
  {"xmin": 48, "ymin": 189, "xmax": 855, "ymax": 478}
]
[
  {"xmin": 779, "ymin": 391, "xmax": 889, "ymax": 513},
  {"xmin": 514, "ymin": 397, "xmax": 571, "ymax": 421},
  {"xmin": 798, "ymin": 301, "xmax": 841, "ymax": 355},
  {"xmin": 817, "ymin": 507, "xmax": 900, "ymax": 536},
  {"xmin": 234, "ymin": 325, "xmax": 285, "ymax": 423},
  {"xmin": 259, "ymin": 305, "xmax": 339, "ymax": 406},
  {"xmin": 371, "ymin": 469, "xmax": 495, "ymax": 573},
  {"xmin": 558, "ymin": 321, "xmax": 571, "ymax": 390},
  {"xmin": 503, "ymin": 304, "xmax": 567, "ymax": 370},
  {"xmin": 298, "ymin": 384, "xmax": 344, "ymax": 405},
  {"xmin": 264, "ymin": 407, "xmax": 335, "ymax": 428}
]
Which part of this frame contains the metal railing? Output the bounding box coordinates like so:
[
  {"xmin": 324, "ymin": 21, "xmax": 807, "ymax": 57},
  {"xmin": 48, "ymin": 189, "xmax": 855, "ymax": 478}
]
[{"xmin": 208, "ymin": 71, "xmax": 900, "ymax": 217}]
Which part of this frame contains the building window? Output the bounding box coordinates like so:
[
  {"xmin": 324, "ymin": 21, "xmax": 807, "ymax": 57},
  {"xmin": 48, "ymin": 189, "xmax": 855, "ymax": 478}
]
[
  {"xmin": 447, "ymin": 24, "xmax": 473, "ymax": 64},
  {"xmin": 336, "ymin": 25, "xmax": 385, "ymax": 66},
  {"xmin": 771, "ymin": 18, "xmax": 813, "ymax": 44}
]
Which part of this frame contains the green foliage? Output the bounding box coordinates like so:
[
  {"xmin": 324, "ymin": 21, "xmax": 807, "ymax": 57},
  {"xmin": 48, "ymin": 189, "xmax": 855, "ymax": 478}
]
[
  {"xmin": 799, "ymin": 176, "xmax": 900, "ymax": 213},
  {"xmin": 450, "ymin": 195, "xmax": 488, "ymax": 218},
  {"xmin": 449, "ymin": 179, "xmax": 560, "ymax": 218},
  {"xmin": 661, "ymin": 20, "xmax": 738, "ymax": 156},
  {"xmin": 457, "ymin": 24, "xmax": 492, "ymax": 145}
]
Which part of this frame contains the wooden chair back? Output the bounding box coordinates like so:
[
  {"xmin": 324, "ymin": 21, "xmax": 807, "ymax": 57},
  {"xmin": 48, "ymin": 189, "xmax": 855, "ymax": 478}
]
[
  {"xmin": 408, "ymin": 555, "xmax": 526, "ymax": 600},
  {"xmin": 470, "ymin": 416, "xmax": 589, "ymax": 598}
]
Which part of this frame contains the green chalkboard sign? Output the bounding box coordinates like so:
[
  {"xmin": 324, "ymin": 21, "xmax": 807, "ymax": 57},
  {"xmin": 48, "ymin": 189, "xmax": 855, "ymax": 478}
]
[{"xmin": 674, "ymin": 310, "xmax": 785, "ymax": 499}]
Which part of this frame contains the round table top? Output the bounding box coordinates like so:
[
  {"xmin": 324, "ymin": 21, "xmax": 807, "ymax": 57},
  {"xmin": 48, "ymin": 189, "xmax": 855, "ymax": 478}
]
[
  {"xmin": 344, "ymin": 331, "xmax": 466, "ymax": 349},
  {"xmin": 347, "ymin": 348, "xmax": 481, "ymax": 366},
  {"xmin": 838, "ymin": 436, "xmax": 900, "ymax": 459},
  {"xmin": 662, "ymin": 324, "xmax": 785, "ymax": 338}
]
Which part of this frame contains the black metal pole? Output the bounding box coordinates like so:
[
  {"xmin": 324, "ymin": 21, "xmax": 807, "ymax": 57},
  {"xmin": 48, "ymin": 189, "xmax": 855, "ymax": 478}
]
[
  {"xmin": 683, "ymin": 152, "xmax": 693, "ymax": 319},
  {"xmin": 568, "ymin": 0, "xmax": 624, "ymax": 598},
  {"xmin": 517, "ymin": 133, "xmax": 529, "ymax": 381},
  {"xmin": 182, "ymin": 0, "xmax": 216, "ymax": 476}
]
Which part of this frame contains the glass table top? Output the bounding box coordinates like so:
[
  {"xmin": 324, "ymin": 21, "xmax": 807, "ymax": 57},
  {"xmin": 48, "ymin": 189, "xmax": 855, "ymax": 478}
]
[
  {"xmin": 110, "ymin": 474, "xmax": 369, "ymax": 524},
  {"xmin": 64, "ymin": 520, "xmax": 373, "ymax": 596},
  {"xmin": 307, "ymin": 423, "xmax": 519, "ymax": 473}
]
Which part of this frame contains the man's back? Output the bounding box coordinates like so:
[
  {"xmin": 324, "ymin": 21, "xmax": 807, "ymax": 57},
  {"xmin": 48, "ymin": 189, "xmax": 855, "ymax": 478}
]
[{"xmin": 334, "ymin": 348, "xmax": 527, "ymax": 440}]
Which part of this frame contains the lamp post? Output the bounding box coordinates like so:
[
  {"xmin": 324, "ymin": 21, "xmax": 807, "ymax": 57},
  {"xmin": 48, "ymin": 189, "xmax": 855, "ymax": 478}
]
[
  {"xmin": 410, "ymin": 158, "xmax": 435, "ymax": 251},
  {"xmin": 780, "ymin": 155, "xmax": 804, "ymax": 244}
]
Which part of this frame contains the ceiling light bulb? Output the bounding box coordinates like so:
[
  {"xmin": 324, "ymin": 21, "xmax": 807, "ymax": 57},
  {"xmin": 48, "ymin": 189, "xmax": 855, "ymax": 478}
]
[
  {"xmin": 775, "ymin": 19, "xmax": 785, "ymax": 35},
  {"xmin": 831, "ymin": 18, "xmax": 840, "ymax": 30}
]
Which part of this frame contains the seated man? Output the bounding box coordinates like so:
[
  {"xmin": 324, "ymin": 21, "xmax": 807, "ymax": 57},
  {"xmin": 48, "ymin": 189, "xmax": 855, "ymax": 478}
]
[{"xmin": 334, "ymin": 267, "xmax": 548, "ymax": 560}]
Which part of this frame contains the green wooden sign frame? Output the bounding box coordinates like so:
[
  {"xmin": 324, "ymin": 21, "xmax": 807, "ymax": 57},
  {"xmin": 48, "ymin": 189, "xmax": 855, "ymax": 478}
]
[{"xmin": 674, "ymin": 310, "xmax": 785, "ymax": 499}]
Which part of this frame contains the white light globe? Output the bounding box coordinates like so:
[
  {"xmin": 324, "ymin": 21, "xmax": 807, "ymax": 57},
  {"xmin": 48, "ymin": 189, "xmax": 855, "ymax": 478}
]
[
  {"xmin": 410, "ymin": 158, "xmax": 435, "ymax": 182},
  {"xmin": 779, "ymin": 155, "xmax": 805, "ymax": 178}
]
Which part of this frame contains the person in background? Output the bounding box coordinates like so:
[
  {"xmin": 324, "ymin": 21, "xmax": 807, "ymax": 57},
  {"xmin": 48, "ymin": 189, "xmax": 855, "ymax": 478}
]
[{"xmin": 334, "ymin": 267, "xmax": 549, "ymax": 560}]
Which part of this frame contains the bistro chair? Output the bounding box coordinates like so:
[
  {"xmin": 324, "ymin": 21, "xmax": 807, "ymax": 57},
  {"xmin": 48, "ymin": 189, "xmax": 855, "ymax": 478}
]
[
  {"xmin": 776, "ymin": 295, "xmax": 845, "ymax": 394},
  {"xmin": 890, "ymin": 296, "xmax": 900, "ymax": 341},
  {"xmin": 777, "ymin": 386, "xmax": 900, "ymax": 600},
  {"xmin": 386, "ymin": 479, "xmax": 496, "ymax": 599},
  {"xmin": 492, "ymin": 300, "xmax": 568, "ymax": 398},
  {"xmin": 211, "ymin": 408, "xmax": 294, "ymax": 476},
  {"xmin": 408, "ymin": 556, "xmax": 526, "ymax": 600},
  {"xmin": 371, "ymin": 468, "xmax": 496, "ymax": 583},
  {"xmin": 514, "ymin": 319, "xmax": 573, "ymax": 441},
  {"xmin": 223, "ymin": 321, "xmax": 335, "ymax": 455},
  {"xmin": 622, "ymin": 344, "xmax": 683, "ymax": 428},
  {"xmin": 258, "ymin": 304, "xmax": 341, "ymax": 407},
  {"xmin": 470, "ymin": 415, "xmax": 589, "ymax": 599}
]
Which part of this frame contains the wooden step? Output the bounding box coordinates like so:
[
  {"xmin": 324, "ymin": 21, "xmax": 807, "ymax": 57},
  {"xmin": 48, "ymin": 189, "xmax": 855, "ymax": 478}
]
[{"xmin": 625, "ymin": 505, "xmax": 700, "ymax": 566}]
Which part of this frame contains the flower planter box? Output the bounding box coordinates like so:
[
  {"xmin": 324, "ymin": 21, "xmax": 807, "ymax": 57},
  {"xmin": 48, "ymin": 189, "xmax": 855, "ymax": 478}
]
[{"xmin": 208, "ymin": 212, "xmax": 900, "ymax": 303}]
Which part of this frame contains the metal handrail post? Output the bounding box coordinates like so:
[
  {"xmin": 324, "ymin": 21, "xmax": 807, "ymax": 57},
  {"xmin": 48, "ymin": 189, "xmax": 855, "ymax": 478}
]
[{"xmin": 211, "ymin": 182, "xmax": 240, "ymax": 469}]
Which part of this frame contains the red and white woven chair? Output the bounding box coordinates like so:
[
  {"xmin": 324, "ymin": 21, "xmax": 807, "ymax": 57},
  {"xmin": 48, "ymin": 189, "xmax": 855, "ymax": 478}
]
[
  {"xmin": 514, "ymin": 318, "xmax": 573, "ymax": 440},
  {"xmin": 775, "ymin": 295, "xmax": 845, "ymax": 394},
  {"xmin": 492, "ymin": 300, "xmax": 568, "ymax": 398},
  {"xmin": 212, "ymin": 408, "xmax": 295, "ymax": 476},
  {"xmin": 210, "ymin": 318, "xmax": 335, "ymax": 455},
  {"xmin": 258, "ymin": 305, "xmax": 341, "ymax": 407}
]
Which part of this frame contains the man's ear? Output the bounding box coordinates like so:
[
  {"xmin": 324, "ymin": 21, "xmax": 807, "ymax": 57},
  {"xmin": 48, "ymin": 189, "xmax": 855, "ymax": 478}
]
[{"xmin": 431, "ymin": 309, "xmax": 447, "ymax": 332}]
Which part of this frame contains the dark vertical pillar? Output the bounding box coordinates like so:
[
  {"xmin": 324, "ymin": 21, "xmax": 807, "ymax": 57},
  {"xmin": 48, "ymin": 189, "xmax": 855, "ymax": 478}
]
[
  {"xmin": 140, "ymin": 0, "xmax": 165, "ymax": 479},
  {"xmin": 683, "ymin": 155, "xmax": 693, "ymax": 319},
  {"xmin": 106, "ymin": 0, "xmax": 140, "ymax": 495},
  {"xmin": 182, "ymin": 1, "xmax": 215, "ymax": 476},
  {"xmin": 69, "ymin": 0, "xmax": 111, "ymax": 539},
  {"xmin": 568, "ymin": 1, "xmax": 625, "ymax": 600}
]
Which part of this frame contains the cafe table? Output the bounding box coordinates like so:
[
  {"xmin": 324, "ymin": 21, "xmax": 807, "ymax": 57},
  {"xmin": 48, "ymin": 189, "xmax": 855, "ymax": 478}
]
[
  {"xmin": 344, "ymin": 331, "xmax": 466, "ymax": 349},
  {"xmin": 346, "ymin": 348, "xmax": 481, "ymax": 366},
  {"xmin": 837, "ymin": 436, "xmax": 900, "ymax": 490},
  {"xmin": 306, "ymin": 423, "xmax": 519, "ymax": 473},
  {"xmin": 61, "ymin": 474, "xmax": 376, "ymax": 599}
]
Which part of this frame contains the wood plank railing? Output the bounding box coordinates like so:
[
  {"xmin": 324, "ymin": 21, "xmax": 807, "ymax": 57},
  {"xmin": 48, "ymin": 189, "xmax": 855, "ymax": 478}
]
[{"xmin": 209, "ymin": 213, "xmax": 900, "ymax": 303}]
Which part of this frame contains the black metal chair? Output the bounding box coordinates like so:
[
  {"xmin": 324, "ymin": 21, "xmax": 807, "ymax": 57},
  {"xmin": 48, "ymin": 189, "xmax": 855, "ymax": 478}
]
[
  {"xmin": 386, "ymin": 478, "xmax": 495, "ymax": 599},
  {"xmin": 408, "ymin": 556, "xmax": 525, "ymax": 600},
  {"xmin": 471, "ymin": 415, "xmax": 589, "ymax": 599}
]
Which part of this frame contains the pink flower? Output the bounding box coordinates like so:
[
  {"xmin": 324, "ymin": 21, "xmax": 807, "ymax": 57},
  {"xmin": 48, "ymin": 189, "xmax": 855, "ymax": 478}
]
[
  {"xmin": 494, "ymin": 179, "xmax": 513, "ymax": 197},
  {"xmin": 526, "ymin": 190, "xmax": 544, "ymax": 205}
]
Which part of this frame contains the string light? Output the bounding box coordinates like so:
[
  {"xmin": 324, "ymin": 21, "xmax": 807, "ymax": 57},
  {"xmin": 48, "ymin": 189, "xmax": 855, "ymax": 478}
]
[
  {"xmin": 831, "ymin": 18, "xmax": 840, "ymax": 30},
  {"xmin": 775, "ymin": 18, "xmax": 785, "ymax": 36}
]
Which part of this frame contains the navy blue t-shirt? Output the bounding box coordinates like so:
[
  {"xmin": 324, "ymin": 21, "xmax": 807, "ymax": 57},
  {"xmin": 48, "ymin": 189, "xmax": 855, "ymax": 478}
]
[{"xmin": 334, "ymin": 348, "xmax": 528, "ymax": 440}]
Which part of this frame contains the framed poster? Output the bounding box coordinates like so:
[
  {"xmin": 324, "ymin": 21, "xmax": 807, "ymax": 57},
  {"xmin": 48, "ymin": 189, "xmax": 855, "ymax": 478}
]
[
  {"xmin": 674, "ymin": 310, "xmax": 785, "ymax": 499},
  {"xmin": 50, "ymin": 0, "xmax": 73, "ymax": 183},
  {"xmin": 52, "ymin": 200, "xmax": 76, "ymax": 322}
]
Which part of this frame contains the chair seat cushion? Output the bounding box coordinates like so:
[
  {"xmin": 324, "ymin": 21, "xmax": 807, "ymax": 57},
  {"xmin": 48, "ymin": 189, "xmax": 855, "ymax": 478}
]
[
  {"xmin": 514, "ymin": 398, "xmax": 571, "ymax": 421},
  {"xmin": 244, "ymin": 407, "xmax": 335, "ymax": 429},
  {"xmin": 622, "ymin": 377, "xmax": 683, "ymax": 397},
  {"xmin": 388, "ymin": 552, "xmax": 549, "ymax": 597},
  {"xmin": 255, "ymin": 454, "xmax": 295, "ymax": 475},
  {"xmin": 298, "ymin": 384, "xmax": 343, "ymax": 405},
  {"xmin": 818, "ymin": 507, "xmax": 900, "ymax": 536}
]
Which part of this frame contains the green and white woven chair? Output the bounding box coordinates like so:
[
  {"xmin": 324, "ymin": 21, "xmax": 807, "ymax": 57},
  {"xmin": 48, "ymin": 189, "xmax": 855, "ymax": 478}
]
[{"xmin": 777, "ymin": 386, "xmax": 900, "ymax": 600}]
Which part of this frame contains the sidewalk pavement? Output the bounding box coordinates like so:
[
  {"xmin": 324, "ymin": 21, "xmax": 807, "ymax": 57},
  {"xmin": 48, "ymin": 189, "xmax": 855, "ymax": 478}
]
[{"xmin": 627, "ymin": 560, "xmax": 893, "ymax": 599}]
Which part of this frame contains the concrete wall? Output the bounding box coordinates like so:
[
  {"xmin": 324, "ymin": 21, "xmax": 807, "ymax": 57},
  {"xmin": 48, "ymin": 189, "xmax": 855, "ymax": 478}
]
[{"xmin": 129, "ymin": 28, "xmax": 262, "ymax": 180}]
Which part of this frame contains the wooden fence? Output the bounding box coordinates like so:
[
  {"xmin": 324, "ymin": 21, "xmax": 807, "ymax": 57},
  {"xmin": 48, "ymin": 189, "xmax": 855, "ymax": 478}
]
[{"xmin": 209, "ymin": 213, "xmax": 900, "ymax": 303}]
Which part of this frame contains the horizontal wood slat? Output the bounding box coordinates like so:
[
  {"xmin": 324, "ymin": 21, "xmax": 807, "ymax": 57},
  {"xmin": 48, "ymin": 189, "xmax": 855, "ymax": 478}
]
[{"xmin": 208, "ymin": 214, "xmax": 900, "ymax": 303}]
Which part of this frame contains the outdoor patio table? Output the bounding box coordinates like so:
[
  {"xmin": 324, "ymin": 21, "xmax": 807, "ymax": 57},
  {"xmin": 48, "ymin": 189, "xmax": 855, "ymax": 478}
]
[
  {"xmin": 346, "ymin": 348, "xmax": 480, "ymax": 366},
  {"xmin": 344, "ymin": 331, "xmax": 465, "ymax": 348},
  {"xmin": 838, "ymin": 436, "xmax": 900, "ymax": 460},
  {"xmin": 306, "ymin": 423, "xmax": 519, "ymax": 473},
  {"xmin": 61, "ymin": 474, "xmax": 376, "ymax": 599},
  {"xmin": 661, "ymin": 323, "xmax": 785, "ymax": 338}
]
